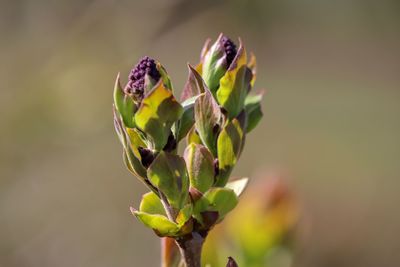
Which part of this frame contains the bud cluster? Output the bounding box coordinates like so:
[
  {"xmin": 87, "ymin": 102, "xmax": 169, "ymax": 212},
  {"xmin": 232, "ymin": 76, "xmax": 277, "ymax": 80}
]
[
  {"xmin": 125, "ymin": 56, "xmax": 161, "ymax": 100},
  {"xmin": 221, "ymin": 35, "xmax": 237, "ymax": 67},
  {"xmin": 113, "ymin": 33, "xmax": 264, "ymax": 266}
]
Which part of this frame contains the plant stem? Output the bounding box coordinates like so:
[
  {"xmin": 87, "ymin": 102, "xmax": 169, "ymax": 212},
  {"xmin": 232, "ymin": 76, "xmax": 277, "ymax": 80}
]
[
  {"xmin": 161, "ymin": 237, "xmax": 181, "ymax": 267},
  {"xmin": 158, "ymin": 190, "xmax": 177, "ymax": 220},
  {"xmin": 176, "ymin": 232, "xmax": 204, "ymax": 267}
]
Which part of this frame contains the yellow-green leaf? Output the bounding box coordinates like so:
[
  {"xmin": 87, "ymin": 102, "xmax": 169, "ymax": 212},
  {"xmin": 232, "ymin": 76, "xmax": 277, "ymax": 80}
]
[
  {"xmin": 186, "ymin": 126, "xmax": 202, "ymax": 146},
  {"xmin": 139, "ymin": 191, "xmax": 166, "ymax": 216},
  {"xmin": 244, "ymin": 93, "xmax": 263, "ymax": 133},
  {"xmin": 181, "ymin": 65, "xmax": 206, "ymax": 101},
  {"xmin": 226, "ymin": 177, "xmax": 249, "ymax": 197},
  {"xmin": 248, "ymin": 52, "xmax": 257, "ymax": 87},
  {"xmin": 147, "ymin": 152, "xmax": 189, "ymax": 210},
  {"xmin": 132, "ymin": 210, "xmax": 179, "ymax": 237},
  {"xmin": 113, "ymin": 73, "xmax": 136, "ymax": 128},
  {"xmin": 202, "ymin": 34, "xmax": 228, "ymax": 93},
  {"xmin": 156, "ymin": 62, "xmax": 173, "ymax": 90},
  {"xmin": 194, "ymin": 90, "xmax": 221, "ymax": 156},
  {"xmin": 123, "ymin": 147, "xmax": 147, "ymax": 179},
  {"xmin": 175, "ymin": 95, "xmax": 201, "ymax": 142},
  {"xmin": 176, "ymin": 204, "xmax": 193, "ymax": 226},
  {"xmin": 216, "ymin": 42, "xmax": 252, "ymax": 119},
  {"xmin": 114, "ymin": 108, "xmax": 147, "ymax": 178},
  {"xmin": 135, "ymin": 82, "xmax": 183, "ymax": 150},
  {"xmin": 126, "ymin": 128, "xmax": 146, "ymax": 147},
  {"xmin": 216, "ymin": 119, "xmax": 244, "ymax": 186},
  {"xmin": 184, "ymin": 143, "xmax": 215, "ymax": 193},
  {"xmin": 193, "ymin": 188, "xmax": 238, "ymax": 225}
]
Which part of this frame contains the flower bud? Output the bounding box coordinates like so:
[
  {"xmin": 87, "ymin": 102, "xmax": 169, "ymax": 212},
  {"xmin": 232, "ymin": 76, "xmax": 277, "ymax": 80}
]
[
  {"xmin": 221, "ymin": 36, "xmax": 237, "ymax": 68},
  {"xmin": 226, "ymin": 257, "xmax": 238, "ymax": 267},
  {"xmin": 125, "ymin": 56, "xmax": 161, "ymax": 102},
  {"xmin": 202, "ymin": 34, "xmax": 237, "ymax": 93},
  {"xmin": 113, "ymin": 36, "xmax": 264, "ymax": 246}
]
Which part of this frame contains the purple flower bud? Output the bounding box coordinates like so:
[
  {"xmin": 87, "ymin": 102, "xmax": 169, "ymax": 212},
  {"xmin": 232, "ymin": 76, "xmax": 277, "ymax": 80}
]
[
  {"xmin": 125, "ymin": 56, "xmax": 161, "ymax": 100},
  {"xmin": 221, "ymin": 36, "xmax": 237, "ymax": 68},
  {"xmin": 226, "ymin": 257, "xmax": 238, "ymax": 267},
  {"xmin": 202, "ymin": 34, "xmax": 238, "ymax": 92}
]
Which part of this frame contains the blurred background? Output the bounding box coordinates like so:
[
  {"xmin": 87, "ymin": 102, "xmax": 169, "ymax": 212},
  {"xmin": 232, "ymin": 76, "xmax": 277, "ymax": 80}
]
[{"xmin": 1, "ymin": 0, "xmax": 399, "ymax": 266}]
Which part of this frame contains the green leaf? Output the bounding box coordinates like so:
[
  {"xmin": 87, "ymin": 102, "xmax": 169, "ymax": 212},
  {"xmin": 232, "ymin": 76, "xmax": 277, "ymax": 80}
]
[
  {"xmin": 186, "ymin": 126, "xmax": 202, "ymax": 146},
  {"xmin": 132, "ymin": 210, "xmax": 179, "ymax": 237},
  {"xmin": 123, "ymin": 147, "xmax": 147, "ymax": 179},
  {"xmin": 113, "ymin": 106, "xmax": 128, "ymax": 147},
  {"xmin": 194, "ymin": 90, "xmax": 221, "ymax": 156},
  {"xmin": 156, "ymin": 62, "xmax": 173, "ymax": 90},
  {"xmin": 176, "ymin": 204, "xmax": 193, "ymax": 226},
  {"xmin": 135, "ymin": 81, "xmax": 183, "ymax": 150},
  {"xmin": 139, "ymin": 191, "xmax": 166, "ymax": 216},
  {"xmin": 181, "ymin": 65, "xmax": 206, "ymax": 101},
  {"xmin": 144, "ymin": 73, "xmax": 159, "ymax": 94},
  {"xmin": 134, "ymin": 194, "xmax": 193, "ymax": 237},
  {"xmin": 244, "ymin": 93, "xmax": 263, "ymax": 133},
  {"xmin": 248, "ymin": 52, "xmax": 257, "ymax": 87},
  {"xmin": 184, "ymin": 143, "xmax": 215, "ymax": 193},
  {"xmin": 114, "ymin": 108, "xmax": 147, "ymax": 179},
  {"xmin": 175, "ymin": 65, "xmax": 207, "ymax": 142},
  {"xmin": 202, "ymin": 34, "xmax": 228, "ymax": 93},
  {"xmin": 199, "ymin": 38, "xmax": 211, "ymax": 65},
  {"xmin": 113, "ymin": 73, "xmax": 136, "ymax": 128},
  {"xmin": 236, "ymin": 110, "xmax": 247, "ymax": 158},
  {"xmin": 193, "ymin": 188, "xmax": 238, "ymax": 224},
  {"xmin": 216, "ymin": 118, "xmax": 244, "ymax": 186},
  {"xmin": 147, "ymin": 152, "xmax": 189, "ymax": 210},
  {"xmin": 126, "ymin": 127, "xmax": 146, "ymax": 148},
  {"xmin": 175, "ymin": 95, "xmax": 201, "ymax": 142},
  {"xmin": 181, "ymin": 94, "xmax": 201, "ymax": 107},
  {"xmin": 176, "ymin": 204, "xmax": 194, "ymax": 235},
  {"xmin": 216, "ymin": 42, "xmax": 253, "ymax": 119},
  {"xmin": 226, "ymin": 177, "xmax": 249, "ymax": 197}
]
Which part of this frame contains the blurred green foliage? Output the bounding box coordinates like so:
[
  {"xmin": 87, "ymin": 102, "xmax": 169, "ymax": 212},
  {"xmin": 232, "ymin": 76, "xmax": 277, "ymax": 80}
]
[
  {"xmin": 203, "ymin": 176, "xmax": 299, "ymax": 267},
  {"xmin": 0, "ymin": 1, "xmax": 399, "ymax": 267}
]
